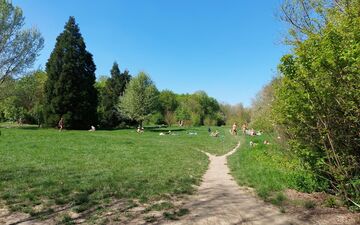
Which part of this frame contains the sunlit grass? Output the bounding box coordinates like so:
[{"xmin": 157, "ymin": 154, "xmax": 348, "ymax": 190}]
[
  {"xmin": 0, "ymin": 125, "xmax": 238, "ymax": 215},
  {"xmin": 228, "ymin": 134, "xmax": 320, "ymax": 201}
]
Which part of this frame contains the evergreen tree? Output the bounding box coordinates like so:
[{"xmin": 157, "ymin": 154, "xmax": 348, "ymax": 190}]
[
  {"xmin": 44, "ymin": 17, "xmax": 97, "ymax": 129},
  {"xmin": 99, "ymin": 62, "xmax": 131, "ymax": 128}
]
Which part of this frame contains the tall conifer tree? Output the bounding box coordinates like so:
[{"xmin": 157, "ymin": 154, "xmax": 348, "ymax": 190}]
[
  {"xmin": 44, "ymin": 17, "xmax": 97, "ymax": 129},
  {"xmin": 99, "ymin": 62, "xmax": 131, "ymax": 128}
]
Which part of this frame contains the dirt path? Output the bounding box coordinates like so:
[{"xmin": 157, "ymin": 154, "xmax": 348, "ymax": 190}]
[{"xmin": 159, "ymin": 142, "xmax": 304, "ymax": 225}]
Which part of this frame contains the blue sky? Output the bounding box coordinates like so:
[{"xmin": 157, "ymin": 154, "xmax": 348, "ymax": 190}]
[{"xmin": 14, "ymin": 0, "xmax": 289, "ymax": 107}]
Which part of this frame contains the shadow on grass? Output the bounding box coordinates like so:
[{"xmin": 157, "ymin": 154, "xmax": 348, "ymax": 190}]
[
  {"xmin": 17, "ymin": 126, "xmax": 41, "ymax": 130},
  {"xmin": 0, "ymin": 125, "xmax": 40, "ymax": 130},
  {"xmin": 147, "ymin": 128, "xmax": 186, "ymax": 133}
]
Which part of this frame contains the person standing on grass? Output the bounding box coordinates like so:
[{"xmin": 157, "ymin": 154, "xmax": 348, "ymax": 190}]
[
  {"xmin": 232, "ymin": 123, "xmax": 238, "ymax": 135},
  {"xmin": 241, "ymin": 123, "xmax": 247, "ymax": 134},
  {"xmin": 58, "ymin": 117, "xmax": 64, "ymax": 131},
  {"xmin": 18, "ymin": 117, "xmax": 23, "ymax": 126}
]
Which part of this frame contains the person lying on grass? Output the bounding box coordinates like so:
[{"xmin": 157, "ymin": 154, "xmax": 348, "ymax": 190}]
[{"xmin": 160, "ymin": 131, "xmax": 177, "ymax": 136}]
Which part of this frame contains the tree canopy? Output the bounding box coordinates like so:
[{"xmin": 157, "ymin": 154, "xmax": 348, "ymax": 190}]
[
  {"xmin": 0, "ymin": 0, "xmax": 44, "ymax": 84},
  {"xmin": 119, "ymin": 72, "xmax": 159, "ymax": 126},
  {"xmin": 98, "ymin": 62, "xmax": 131, "ymax": 128},
  {"xmin": 0, "ymin": 70, "xmax": 46, "ymax": 124}
]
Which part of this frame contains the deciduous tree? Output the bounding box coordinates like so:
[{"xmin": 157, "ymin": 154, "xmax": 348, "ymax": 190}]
[
  {"xmin": 119, "ymin": 72, "xmax": 159, "ymax": 126},
  {"xmin": 275, "ymin": 0, "xmax": 360, "ymax": 206},
  {"xmin": 0, "ymin": 0, "xmax": 44, "ymax": 83}
]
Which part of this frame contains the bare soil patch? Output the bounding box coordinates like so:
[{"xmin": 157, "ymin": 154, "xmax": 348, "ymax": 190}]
[{"xmin": 283, "ymin": 189, "xmax": 360, "ymax": 225}]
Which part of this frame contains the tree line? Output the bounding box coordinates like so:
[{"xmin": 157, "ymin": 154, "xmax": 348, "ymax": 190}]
[{"xmin": 0, "ymin": 5, "xmax": 250, "ymax": 129}]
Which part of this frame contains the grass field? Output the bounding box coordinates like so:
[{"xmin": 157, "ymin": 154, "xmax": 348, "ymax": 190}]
[
  {"xmin": 228, "ymin": 134, "xmax": 322, "ymax": 202},
  {"xmin": 0, "ymin": 124, "xmax": 238, "ymax": 217}
]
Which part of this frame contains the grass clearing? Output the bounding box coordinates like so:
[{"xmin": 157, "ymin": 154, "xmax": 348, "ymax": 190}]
[{"xmin": 0, "ymin": 124, "xmax": 238, "ymax": 218}]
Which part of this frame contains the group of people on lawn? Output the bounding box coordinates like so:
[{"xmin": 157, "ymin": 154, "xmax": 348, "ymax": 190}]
[
  {"xmin": 57, "ymin": 117, "xmax": 262, "ymax": 139},
  {"xmin": 228, "ymin": 123, "xmax": 262, "ymax": 136},
  {"xmin": 208, "ymin": 122, "xmax": 262, "ymax": 138}
]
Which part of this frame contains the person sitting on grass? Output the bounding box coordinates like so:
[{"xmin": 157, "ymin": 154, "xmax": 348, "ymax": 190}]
[
  {"xmin": 137, "ymin": 126, "xmax": 144, "ymax": 133},
  {"xmin": 210, "ymin": 130, "xmax": 219, "ymax": 137},
  {"xmin": 250, "ymin": 128, "xmax": 256, "ymax": 136},
  {"xmin": 250, "ymin": 141, "xmax": 257, "ymax": 147}
]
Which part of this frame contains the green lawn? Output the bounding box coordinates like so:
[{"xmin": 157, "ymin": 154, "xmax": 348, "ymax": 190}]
[{"xmin": 0, "ymin": 125, "xmax": 238, "ymax": 215}]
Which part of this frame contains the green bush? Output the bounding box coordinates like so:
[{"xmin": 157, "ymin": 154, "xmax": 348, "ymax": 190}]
[
  {"xmin": 292, "ymin": 172, "xmax": 319, "ymax": 193},
  {"xmin": 274, "ymin": 0, "xmax": 360, "ymax": 205},
  {"xmin": 324, "ymin": 196, "xmax": 339, "ymax": 208}
]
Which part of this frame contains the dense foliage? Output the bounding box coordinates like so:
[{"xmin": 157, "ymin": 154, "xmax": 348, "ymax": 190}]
[
  {"xmin": 119, "ymin": 72, "xmax": 159, "ymax": 126},
  {"xmin": 158, "ymin": 90, "xmax": 178, "ymax": 126},
  {"xmin": 174, "ymin": 91, "xmax": 224, "ymax": 126},
  {"xmin": 248, "ymin": 79, "xmax": 278, "ymax": 132},
  {"xmin": 0, "ymin": 70, "xmax": 46, "ymax": 125},
  {"xmin": 97, "ymin": 62, "xmax": 131, "ymax": 128},
  {"xmin": 273, "ymin": 0, "xmax": 360, "ymax": 206},
  {"xmin": 44, "ymin": 17, "xmax": 98, "ymax": 129},
  {"xmin": 220, "ymin": 103, "xmax": 250, "ymax": 126}
]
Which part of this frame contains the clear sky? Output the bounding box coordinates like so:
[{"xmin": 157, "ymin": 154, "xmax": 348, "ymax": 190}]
[{"xmin": 13, "ymin": 0, "xmax": 289, "ymax": 107}]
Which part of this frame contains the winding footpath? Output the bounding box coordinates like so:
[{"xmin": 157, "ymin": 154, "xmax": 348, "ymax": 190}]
[{"xmin": 160, "ymin": 142, "xmax": 303, "ymax": 225}]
